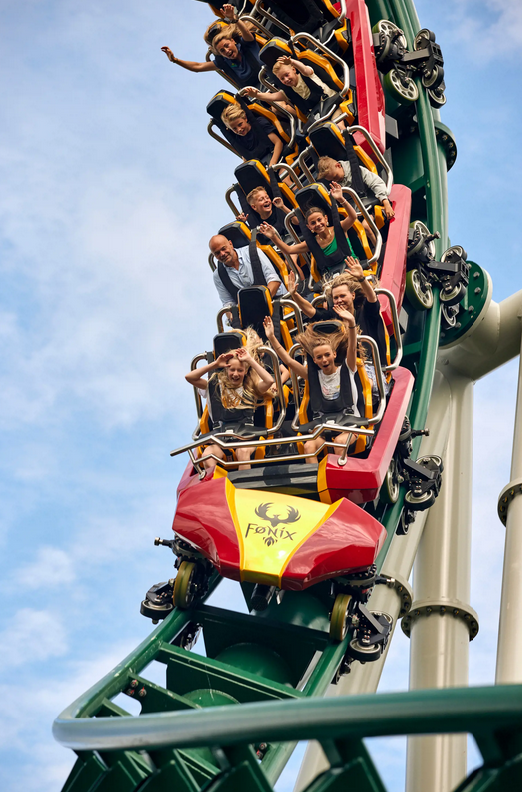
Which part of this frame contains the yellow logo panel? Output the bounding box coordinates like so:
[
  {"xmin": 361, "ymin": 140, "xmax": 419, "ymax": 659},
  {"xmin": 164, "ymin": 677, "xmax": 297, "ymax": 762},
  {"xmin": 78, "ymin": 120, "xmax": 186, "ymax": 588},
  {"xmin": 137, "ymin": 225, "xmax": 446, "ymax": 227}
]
[{"xmin": 225, "ymin": 479, "xmax": 340, "ymax": 586}]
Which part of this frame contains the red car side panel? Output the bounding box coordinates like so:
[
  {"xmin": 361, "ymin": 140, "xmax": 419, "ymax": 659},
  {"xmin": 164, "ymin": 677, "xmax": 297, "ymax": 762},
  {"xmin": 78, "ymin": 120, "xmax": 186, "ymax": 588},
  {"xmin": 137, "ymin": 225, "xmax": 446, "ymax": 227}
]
[
  {"xmin": 379, "ymin": 184, "xmax": 411, "ymax": 332},
  {"xmin": 320, "ymin": 367, "xmax": 414, "ymax": 503},
  {"xmin": 173, "ymin": 478, "xmax": 242, "ymax": 581},
  {"xmin": 347, "ymin": 0, "xmax": 386, "ymax": 155},
  {"xmin": 282, "ymin": 498, "xmax": 386, "ymax": 590}
]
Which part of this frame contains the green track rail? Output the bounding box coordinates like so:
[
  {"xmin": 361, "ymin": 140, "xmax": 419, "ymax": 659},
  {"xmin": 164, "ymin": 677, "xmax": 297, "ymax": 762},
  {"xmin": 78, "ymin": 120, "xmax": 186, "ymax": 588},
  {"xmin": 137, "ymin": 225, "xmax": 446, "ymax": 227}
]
[{"xmin": 53, "ymin": 2, "xmax": 499, "ymax": 791}]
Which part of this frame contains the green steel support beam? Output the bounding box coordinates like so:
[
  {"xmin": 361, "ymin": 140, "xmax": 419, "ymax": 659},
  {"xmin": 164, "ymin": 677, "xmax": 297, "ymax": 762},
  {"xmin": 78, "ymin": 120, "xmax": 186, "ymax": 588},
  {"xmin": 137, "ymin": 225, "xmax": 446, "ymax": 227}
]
[{"xmin": 54, "ymin": 685, "xmax": 522, "ymax": 755}]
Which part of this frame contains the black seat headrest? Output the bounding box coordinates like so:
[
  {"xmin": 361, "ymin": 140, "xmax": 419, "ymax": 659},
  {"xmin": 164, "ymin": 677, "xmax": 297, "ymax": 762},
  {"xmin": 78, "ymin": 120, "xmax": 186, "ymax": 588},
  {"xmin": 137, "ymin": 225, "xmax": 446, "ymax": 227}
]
[
  {"xmin": 309, "ymin": 121, "xmax": 347, "ymax": 160},
  {"xmin": 218, "ymin": 221, "xmax": 251, "ymax": 249},
  {"xmin": 295, "ymin": 183, "xmax": 333, "ymax": 224},
  {"xmin": 238, "ymin": 286, "xmax": 272, "ymax": 332},
  {"xmin": 205, "ymin": 20, "xmax": 227, "ymax": 44},
  {"xmin": 234, "ymin": 161, "xmax": 271, "ymax": 198},
  {"xmin": 206, "ymin": 91, "xmax": 238, "ymax": 122},
  {"xmin": 310, "ymin": 320, "xmax": 344, "ymax": 335},
  {"xmin": 213, "ymin": 331, "xmax": 246, "ymax": 358},
  {"xmin": 259, "ymin": 38, "xmax": 293, "ymax": 70}
]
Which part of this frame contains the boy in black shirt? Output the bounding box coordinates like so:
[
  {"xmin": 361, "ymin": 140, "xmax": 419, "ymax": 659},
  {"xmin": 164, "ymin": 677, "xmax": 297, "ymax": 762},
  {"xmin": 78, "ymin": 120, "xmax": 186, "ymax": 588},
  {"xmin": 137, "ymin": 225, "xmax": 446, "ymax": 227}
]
[
  {"xmin": 221, "ymin": 105, "xmax": 283, "ymax": 167},
  {"xmin": 237, "ymin": 186, "xmax": 298, "ymax": 242}
]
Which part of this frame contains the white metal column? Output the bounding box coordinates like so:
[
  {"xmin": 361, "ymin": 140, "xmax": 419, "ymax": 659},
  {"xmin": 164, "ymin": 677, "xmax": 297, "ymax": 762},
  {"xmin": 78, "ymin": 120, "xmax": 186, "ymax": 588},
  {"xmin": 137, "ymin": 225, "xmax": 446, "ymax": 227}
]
[
  {"xmin": 294, "ymin": 371, "xmax": 454, "ymax": 791},
  {"xmin": 496, "ymin": 329, "xmax": 522, "ymax": 684},
  {"xmin": 406, "ymin": 371, "xmax": 477, "ymax": 792}
]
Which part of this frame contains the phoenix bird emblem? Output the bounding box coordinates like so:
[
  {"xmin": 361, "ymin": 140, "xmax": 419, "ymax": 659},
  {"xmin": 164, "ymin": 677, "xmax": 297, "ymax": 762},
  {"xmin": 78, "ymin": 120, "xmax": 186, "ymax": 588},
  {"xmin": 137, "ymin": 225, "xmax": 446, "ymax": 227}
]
[{"xmin": 255, "ymin": 503, "xmax": 301, "ymax": 528}]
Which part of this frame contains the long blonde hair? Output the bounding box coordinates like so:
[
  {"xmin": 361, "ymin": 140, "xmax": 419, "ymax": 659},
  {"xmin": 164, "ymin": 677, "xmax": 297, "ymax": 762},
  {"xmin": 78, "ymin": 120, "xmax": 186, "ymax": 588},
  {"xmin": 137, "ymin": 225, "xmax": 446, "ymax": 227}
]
[
  {"xmin": 204, "ymin": 22, "xmax": 239, "ymax": 51},
  {"xmin": 296, "ymin": 319, "xmax": 368, "ymax": 365},
  {"xmin": 210, "ymin": 327, "xmax": 264, "ymax": 409},
  {"xmin": 295, "ymin": 323, "xmax": 348, "ymax": 366}
]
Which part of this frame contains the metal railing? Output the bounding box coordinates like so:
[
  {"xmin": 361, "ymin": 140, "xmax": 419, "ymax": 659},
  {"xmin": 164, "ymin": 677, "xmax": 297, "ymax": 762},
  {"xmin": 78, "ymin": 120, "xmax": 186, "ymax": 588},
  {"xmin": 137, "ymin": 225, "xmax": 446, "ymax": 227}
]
[
  {"xmin": 375, "ymin": 287, "xmax": 403, "ymax": 371},
  {"xmin": 174, "ymin": 331, "xmax": 388, "ymax": 473},
  {"xmin": 251, "ymin": 0, "xmax": 293, "ymax": 37}
]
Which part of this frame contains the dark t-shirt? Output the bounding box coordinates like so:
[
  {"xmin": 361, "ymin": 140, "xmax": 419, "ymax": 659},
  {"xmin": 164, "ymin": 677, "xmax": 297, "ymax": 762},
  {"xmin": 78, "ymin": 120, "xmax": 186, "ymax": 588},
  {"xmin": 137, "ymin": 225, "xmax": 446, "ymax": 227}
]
[
  {"xmin": 313, "ymin": 298, "xmax": 387, "ymax": 364},
  {"xmin": 240, "ymin": 116, "xmax": 275, "ymax": 154},
  {"xmin": 214, "ymin": 38, "xmax": 263, "ymax": 88},
  {"xmin": 256, "ymin": 206, "xmax": 288, "ymax": 245}
]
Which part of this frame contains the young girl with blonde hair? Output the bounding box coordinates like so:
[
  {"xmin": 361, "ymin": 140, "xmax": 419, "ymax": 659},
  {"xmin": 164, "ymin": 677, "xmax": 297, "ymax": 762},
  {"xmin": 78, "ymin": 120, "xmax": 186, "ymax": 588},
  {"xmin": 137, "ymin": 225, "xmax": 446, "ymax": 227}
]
[
  {"xmin": 185, "ymin": 329, "xmax": 274, "ymax": 470},
  {"xmin": 263, "ymin": 307, "xmax": 361, "ymax": 463}
]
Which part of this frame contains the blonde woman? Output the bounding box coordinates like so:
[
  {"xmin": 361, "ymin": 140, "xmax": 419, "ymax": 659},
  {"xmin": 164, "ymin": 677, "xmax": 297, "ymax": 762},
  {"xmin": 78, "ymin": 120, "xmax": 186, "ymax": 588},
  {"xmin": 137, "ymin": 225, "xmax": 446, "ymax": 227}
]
[
  {"xmin": 185, "ymin": 334, "xmax": 274, "ymax": 470},
  {"xmin": 161, "ymin": 5, "xmax": 263, "ymax": 89}
]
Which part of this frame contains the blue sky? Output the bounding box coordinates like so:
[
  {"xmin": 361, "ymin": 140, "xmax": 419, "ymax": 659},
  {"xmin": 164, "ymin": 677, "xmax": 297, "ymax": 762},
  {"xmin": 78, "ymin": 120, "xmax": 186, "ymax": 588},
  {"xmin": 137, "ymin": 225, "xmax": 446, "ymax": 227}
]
[{"xmin": 0, "ymin": 1, "xmax": 521, "ymax": 790}]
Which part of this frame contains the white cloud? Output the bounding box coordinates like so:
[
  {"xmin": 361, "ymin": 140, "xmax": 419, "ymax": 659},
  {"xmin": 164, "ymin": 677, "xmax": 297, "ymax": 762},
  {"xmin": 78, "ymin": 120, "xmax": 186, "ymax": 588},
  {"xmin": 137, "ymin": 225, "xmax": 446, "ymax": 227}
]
[
  {"xmin": 0, "ymin": 642, "xmax": 141, "ymax": 789},
  {"xmin": 417, "ymin": 0, "xmax": 522, "ymax": 62},
  {"xmin": 0, "ymin": 609, "xmax": 68, "ymax": 671},
  {"xmin": 15, "ymin": 547, "xmax": 76, "ymax": 589}
]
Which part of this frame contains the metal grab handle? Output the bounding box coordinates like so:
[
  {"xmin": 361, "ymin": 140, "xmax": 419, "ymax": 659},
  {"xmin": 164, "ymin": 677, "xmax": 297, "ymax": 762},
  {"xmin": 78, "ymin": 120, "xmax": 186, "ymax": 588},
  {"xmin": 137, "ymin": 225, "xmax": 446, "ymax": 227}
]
[
  {"xmin": 270, "ymin": 161, "xmax": 302, "ymax": 190},
  {"xmin": 291, "ymin": 32, "xmax": 350, "ymax": 97},
  {"xmin": 283, "ymin": 207, "xmax": 305, "ymax": 244},
  {"xmin": 364, "ymin": 335, "xmax": 386, "ymax": 421},
  {"xmin": 216, "ymin": 307, "xmax": 233, "ymax": 334},
  {"xmin": 342, "ymin": 186, "xmax": 382, "ymax": 267},
  {"xmin": 337, "ymin": 333, "xmax": 386, "ymax": 466},
  {"xmin": 374, "ymin": 288, "xmax": 403, "ymax": 371},
  {"xmin": 251, "ymin": 0, "xmax": 293, "ymax": 37},
  {"xmin": 190, "ymin": 353, "xmax": 208, "ymax": 421},
  {"xmin": 281, "ymin": 208, "xmax": 315, "ymax": 285},
  {"xmin": 358, "ymin": 334, "xmax": 387, "ymax": 424},
  {"xmin": 259, "ymin": 66, "xmax": 278, "ymax": 94},
  {"xmin": 207, "ymin": 120, "xmax": 241, "ymax": 159},
  {"xmin": 346, "ymin": 124, "xmax": 393, "ymax": 193},
  {"xmin": 225, "ymin": 185, "xmax": 241, "ymax": 217},
  {"xmin": 239, "ymin": 13, "xmax": 272, "ymax": 39},
  {"xmin": 262, "ymin": 345, "xmax": 286, "ymax": 436},
  {"xmin": 279, "ymin": 299, "xmax": 305, "ymax": 334},
  {"xmin": 297, "ymin": 145, "xmax": 315, "ymax": 185}
]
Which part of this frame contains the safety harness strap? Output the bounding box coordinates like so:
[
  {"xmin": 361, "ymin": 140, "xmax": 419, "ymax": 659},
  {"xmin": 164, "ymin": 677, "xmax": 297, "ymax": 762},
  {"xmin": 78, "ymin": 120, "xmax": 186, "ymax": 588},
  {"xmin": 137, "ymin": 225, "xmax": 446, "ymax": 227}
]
[
  {"xmin": 342, "ymin": 131, "xmax": 368, "ymax": 198},
  {"xmin": 217, "ymin": 261, "xmax": 239, "ymax": 303},
  {"xmin": 307, "ymin": 356, "xmax": 357, "ymax": 417},
  {"xmin": 208, "ymin": 377, "xmax": 255, "ymax": 426},
  {"xmin": 298, "ymin": 197, "xmax": 352, "ymax": 276},
  {"xmin": 248, "ymin": 229, "xmax": 269, "ymax": 288}
]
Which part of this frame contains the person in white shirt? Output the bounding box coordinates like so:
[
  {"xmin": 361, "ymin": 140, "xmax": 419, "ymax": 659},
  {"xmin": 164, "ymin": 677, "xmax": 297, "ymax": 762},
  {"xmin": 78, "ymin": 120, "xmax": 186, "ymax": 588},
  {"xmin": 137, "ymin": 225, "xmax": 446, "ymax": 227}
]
[
  {"xmin": 209, "ymin": 234, "xmax": 286, "ymax": 324},
  {"xmin": 263, "ymin": 307, "xmax": 359, "ymax": 464}
]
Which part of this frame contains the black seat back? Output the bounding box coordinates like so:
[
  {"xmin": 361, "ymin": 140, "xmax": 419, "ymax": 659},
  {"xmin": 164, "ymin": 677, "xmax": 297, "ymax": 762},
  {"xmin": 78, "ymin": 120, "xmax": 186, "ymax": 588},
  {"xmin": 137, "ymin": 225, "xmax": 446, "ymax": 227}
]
[
  {"xmin": 213, "ymin": 331, "xmax": 246, "ymax": 358},
  {"xmin": 218, "ymin": 220, "xmax": 251, "ymax": 249}
]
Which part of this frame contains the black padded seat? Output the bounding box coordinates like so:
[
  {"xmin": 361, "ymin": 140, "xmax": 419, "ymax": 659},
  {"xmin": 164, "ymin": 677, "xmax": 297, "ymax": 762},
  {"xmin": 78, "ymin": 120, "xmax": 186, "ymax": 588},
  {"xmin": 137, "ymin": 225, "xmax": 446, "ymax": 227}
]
[
  {"xmin": 213, "ymin": 331, "xmax": 246, "ymax": 357},
  {"xmin": 228, "ymin": 462, "xmax": 320, "ymax": 495}
]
